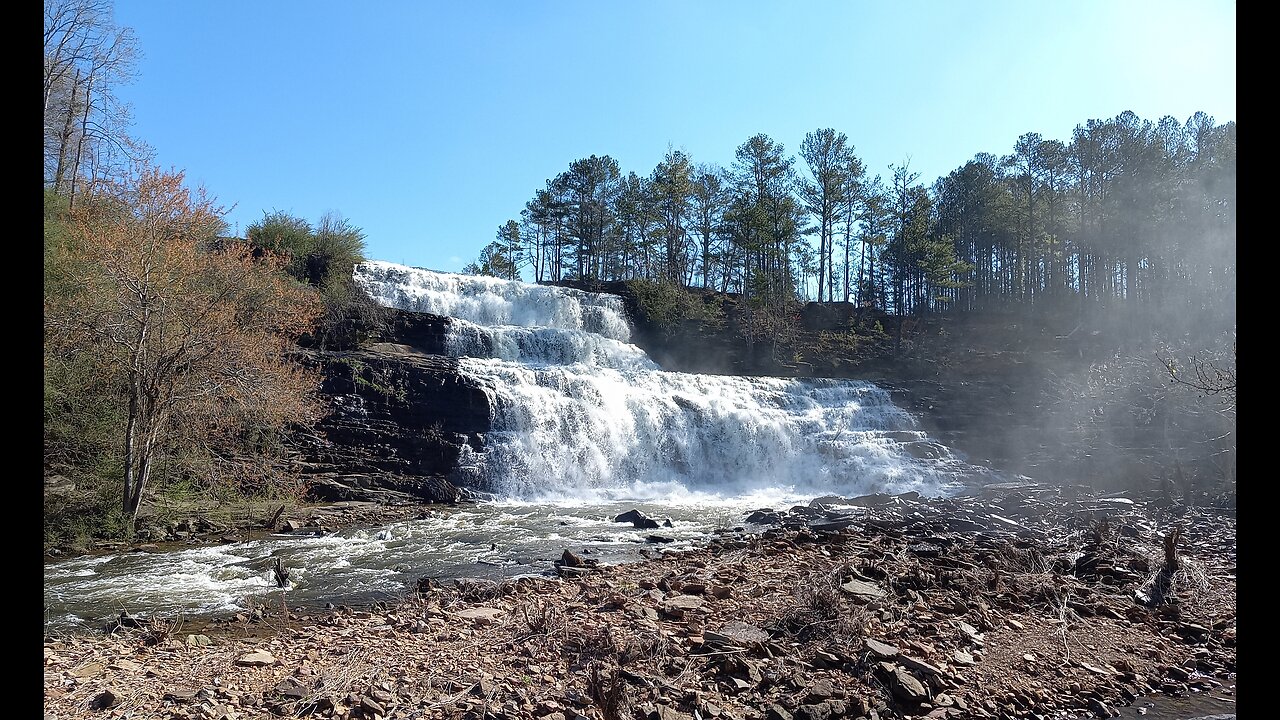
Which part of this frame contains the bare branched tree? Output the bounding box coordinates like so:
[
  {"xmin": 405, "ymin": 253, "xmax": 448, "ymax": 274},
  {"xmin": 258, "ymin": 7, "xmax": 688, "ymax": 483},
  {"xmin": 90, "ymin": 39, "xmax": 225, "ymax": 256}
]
[
  {"xmin": 44, "ymin": 0, "xmax": 151, "ymax": 203},
  {"xmin": 1160, "ymin": 339, "xmax": 1236, "ymax": 410}
]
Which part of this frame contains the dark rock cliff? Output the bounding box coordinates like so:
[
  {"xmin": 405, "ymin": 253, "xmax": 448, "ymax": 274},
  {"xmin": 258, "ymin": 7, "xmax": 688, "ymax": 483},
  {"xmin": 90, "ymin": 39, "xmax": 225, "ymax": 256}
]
[
  {"xmin": 291, "ymin": 339, "xmax": 491, "ymax": 504},
  {"xmin": 293, "ymin": 291, "xmax": 1231, "ymax": 506}
]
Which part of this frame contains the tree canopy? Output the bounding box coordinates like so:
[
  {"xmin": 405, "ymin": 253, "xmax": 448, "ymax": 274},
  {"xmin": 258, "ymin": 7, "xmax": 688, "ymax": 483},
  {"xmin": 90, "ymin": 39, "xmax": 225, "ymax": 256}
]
[{"xmin": 45, "ymin": 168, "xmax": 322, "ymax": 521}]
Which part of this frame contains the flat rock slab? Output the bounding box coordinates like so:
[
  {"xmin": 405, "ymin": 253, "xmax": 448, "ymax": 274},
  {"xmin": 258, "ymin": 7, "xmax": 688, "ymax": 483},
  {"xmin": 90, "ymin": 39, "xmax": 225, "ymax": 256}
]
[
  {"xmin": 865, "ymin": 638, "xmax": 899, "ymax": 658},
  {"xmin": 956, "ymin": 620, "xmax": 985, "ymax": 644},
  {"xmin": 808, "ymin": 519, "xmax": 855, "ymax": 533},
  {"xmin": 162, "ymin": 687, "xmax": 200, "ymax": 703},
  {"xmin": 900, "ymin": 655, "xmax": 949, "ymax": 679},
  {"xmin": 453, "ymin": 607, "xmax": 505, "ymax": 625},
  {"xmin": 840, "ymin": 578, "xmax": 886, "ymax": 599},
  {"xmin": 70, "ymin": 662, "xmax": 105, "ymax": 678},
  {"xmin": 235, "ymin": 649, "xmax": 276, "ymax": 667},
  {"xmin": 660, "ymin": 595, "xmax": 705, "ymax": 617},
  {"xmin": 705, "ymin": 621, "xmax": 770, "ymax": 647}
]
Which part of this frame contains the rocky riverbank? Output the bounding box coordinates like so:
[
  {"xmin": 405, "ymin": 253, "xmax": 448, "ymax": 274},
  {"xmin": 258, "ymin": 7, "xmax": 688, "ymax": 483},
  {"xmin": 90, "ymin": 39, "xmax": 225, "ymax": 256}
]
[
  {"xmin": 45, "ymin": 500, "xmax": 446, "ymax": 561},
  {"xmin": 42, "ymin": 486, "xmax": 1235, "ymax": 720}
]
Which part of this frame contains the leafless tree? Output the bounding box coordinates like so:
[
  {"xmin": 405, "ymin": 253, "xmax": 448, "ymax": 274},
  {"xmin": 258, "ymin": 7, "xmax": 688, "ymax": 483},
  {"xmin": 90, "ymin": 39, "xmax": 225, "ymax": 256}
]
[
  {"xmin": 44, "ymin": 0, "xmax": 150, "ymax": 203},
  {"xmin": 1160, "ymin": 339, "xmax": 1236, "ymax": 411}
]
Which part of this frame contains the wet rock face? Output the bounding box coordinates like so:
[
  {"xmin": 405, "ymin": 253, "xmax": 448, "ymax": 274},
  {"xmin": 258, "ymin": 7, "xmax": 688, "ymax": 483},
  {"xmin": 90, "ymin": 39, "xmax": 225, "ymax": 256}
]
[
  {"xmin": 292, "ymin": 347, "xmax": 492, "ymax": 502},
  {"xmin": 380, "ymin": 309, "xmax": 453, "ymax": 355}
]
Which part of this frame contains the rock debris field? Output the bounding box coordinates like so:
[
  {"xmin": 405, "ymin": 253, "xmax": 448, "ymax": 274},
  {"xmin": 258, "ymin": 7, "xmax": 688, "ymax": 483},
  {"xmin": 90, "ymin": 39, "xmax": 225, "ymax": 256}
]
[{"xmin": 43, "ymin": 484, "xmax": 1236, "ymax": 720}]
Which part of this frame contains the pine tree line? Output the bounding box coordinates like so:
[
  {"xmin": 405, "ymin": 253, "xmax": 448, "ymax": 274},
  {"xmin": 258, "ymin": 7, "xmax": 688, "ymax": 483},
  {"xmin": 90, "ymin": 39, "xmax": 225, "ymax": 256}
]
[{"xmin": 471, "ymin": 111, "xmax": 1234, "ymax": 328}]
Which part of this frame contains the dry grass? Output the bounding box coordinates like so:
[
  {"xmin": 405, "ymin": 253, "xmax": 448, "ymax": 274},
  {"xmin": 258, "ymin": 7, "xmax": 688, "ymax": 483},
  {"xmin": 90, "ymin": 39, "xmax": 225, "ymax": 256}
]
[{"xmin": 768, "ymin": 568, "xmax": 864, "ymax": 645}]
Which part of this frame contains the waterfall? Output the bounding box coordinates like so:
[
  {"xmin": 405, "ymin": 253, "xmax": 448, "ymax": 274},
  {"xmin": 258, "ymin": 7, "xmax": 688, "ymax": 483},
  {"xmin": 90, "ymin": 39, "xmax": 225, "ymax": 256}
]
[
  {"xmin": 356, "ymin": 262, "xmax": 975, "ymax": 504},
  {"xmin": 42, "ymin": 262, "xmax": 987, "ymax": 632}
]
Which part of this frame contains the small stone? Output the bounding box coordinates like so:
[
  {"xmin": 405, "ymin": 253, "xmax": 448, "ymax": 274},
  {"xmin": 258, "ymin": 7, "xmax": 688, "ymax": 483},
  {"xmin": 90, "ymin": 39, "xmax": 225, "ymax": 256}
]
[
  {"xmin": 274, "ymin": 677, "xmax": 308, "ymax": 699},
  {"xmin": 808, "ymin": 678, "xmax": 834, "ymax": 700},
  {"xmin": 952, "ymin": 650, "xmax": 975, "ymax": 666},
  {"xmin": 1088, "ymin": 697, "xmax": 1116, "ymax": 717},
  {"xmin": 766, "ymin": 704, "xmax": 794, "ymax": 720},
  {"xmin": 660, "ymin": 595, "xmax": 704, "ymax": 617},
  {"xmin": 360, "ymin": 696, "xmax": 386, "ymax": 715},
  {"xmin": 899, "ymin": 655, "xmax": 948, "ymax": 679},
  {"xmin": 649, "ymin": 706, "xmax": 694, "ymax": 720},
  {"xmin": 956, "ymin": 620, "xmax": 984, "ymax": 643},
  {"xmin": 89, "ymin": 687, "xmax": 121, "ymax": 711},
  {"xmin": 707, "ymin": 585, "xmax": 733, "ymax": 599},
  {"xmin": 795, "ymin": 703, "xmax": 834, "ymax": 720},
  {"xmin": 885, "ymin": 666, "xmax": 928, "ymax": 703},
  {"xmin": 704, "ymin": 621, "xmax": 769, "ymax": 647}
]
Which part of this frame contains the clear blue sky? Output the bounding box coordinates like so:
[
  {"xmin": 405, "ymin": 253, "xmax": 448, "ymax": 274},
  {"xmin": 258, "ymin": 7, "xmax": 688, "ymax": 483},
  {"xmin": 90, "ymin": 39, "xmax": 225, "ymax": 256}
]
[{"xmin": 112, "ymin": 0, "xmax": 1235, "ymax": 274}]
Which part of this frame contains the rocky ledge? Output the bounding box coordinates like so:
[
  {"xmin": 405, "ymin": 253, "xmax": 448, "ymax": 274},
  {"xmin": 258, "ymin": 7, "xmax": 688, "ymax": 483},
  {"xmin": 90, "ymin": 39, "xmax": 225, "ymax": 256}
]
[
  {"xmin": 290, "ymin": 346, "xmax": 492, "ymax": 504},
  {"xmin": 43, "ymin": 486, "xmax": 1234, "ymax": 720}
]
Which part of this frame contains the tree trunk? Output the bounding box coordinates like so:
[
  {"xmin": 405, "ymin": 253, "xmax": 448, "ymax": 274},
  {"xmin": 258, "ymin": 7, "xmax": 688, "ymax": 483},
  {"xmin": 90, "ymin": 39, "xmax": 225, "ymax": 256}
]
[
  {"xmin": 53, "ymin": 69, "xmax": 81, "ymax": 194},
  {"xmin": 68, "ymin": 75, "xmax": 94, "ymax": 209}
]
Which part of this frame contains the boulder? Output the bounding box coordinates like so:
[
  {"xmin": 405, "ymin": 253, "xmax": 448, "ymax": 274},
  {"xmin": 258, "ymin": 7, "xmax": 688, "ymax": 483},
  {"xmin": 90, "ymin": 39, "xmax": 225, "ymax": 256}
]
[{"xmin": 615, "ymin": 509, "xmax": 661, "ymax": 529}]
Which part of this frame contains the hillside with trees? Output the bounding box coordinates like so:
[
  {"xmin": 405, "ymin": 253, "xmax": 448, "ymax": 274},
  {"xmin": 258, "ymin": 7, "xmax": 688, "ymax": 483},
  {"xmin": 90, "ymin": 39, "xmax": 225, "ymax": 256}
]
[
  {"xmin": 42, "ymin": 0, "xmax": 386, "ymax": 546},
  {"xmin": 470, "ymin": 115, "xmax": 1236, "ymax": 501}
]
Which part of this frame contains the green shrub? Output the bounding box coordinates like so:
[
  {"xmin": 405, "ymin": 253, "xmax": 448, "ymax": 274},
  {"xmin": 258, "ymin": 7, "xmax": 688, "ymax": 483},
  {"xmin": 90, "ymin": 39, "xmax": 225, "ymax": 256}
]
[{"xmin": 625, "ymin": 278, "xmax": 723, "ymax": 336}]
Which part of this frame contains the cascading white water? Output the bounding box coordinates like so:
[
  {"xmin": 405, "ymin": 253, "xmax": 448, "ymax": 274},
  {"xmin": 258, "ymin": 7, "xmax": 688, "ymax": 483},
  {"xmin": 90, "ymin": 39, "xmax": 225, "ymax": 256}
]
[
  {"xmin": 355, "ymin": 261, "xmax": 633, "ymax": 340},
  {"xmin": 357, "ymin": 262, "xmax": 974, "ymax": 504},
  {"xmin": 445, "ymin": 319, "xmax": 658, "ymax": 371}
]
